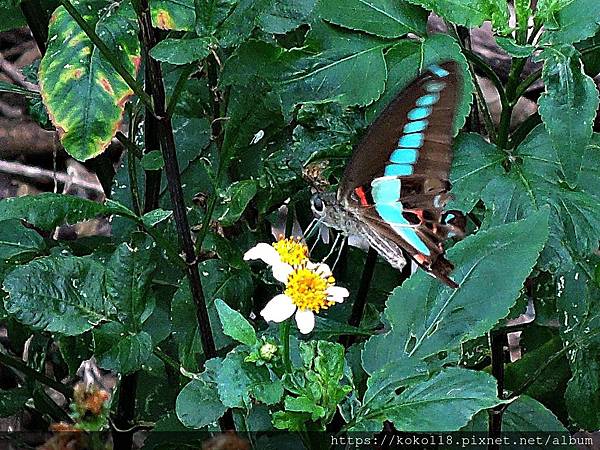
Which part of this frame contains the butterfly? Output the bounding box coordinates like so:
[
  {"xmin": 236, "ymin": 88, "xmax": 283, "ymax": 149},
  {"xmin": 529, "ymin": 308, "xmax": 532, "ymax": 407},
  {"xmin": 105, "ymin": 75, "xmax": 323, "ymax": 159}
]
[{"xmin": 310, "ymin": 61, "xmax": 465, "ymax": 288}]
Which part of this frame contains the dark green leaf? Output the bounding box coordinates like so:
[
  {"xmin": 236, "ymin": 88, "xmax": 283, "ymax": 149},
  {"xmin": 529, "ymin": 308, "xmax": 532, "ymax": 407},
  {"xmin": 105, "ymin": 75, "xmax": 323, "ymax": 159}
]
[
  {"xmin": 140, "ymin": 150, "xmax": 165, "ymax": 171},
  {"xmin": 481, "ymin": 127, "xmax": 600, "ymax": 273},
  {"xmin": 404, "ymin": 0, "xmax": 490, "ymax": 27},
  {"xmin": 94, "ymin": 322, "xmax": 153, "ymax": 374},
  {"xmin": 0, "ymin": 193, "xmax": 135, "ymax": 231},
  {"xmin": 150, "ymin": 37, "xmax": 211, "ymax": 65},
  {"xmin": 39, "ymin": 1, "xmax": 141, "ymax": 160},
  {"xmin": 106, "ymin": 237, "xmax": 156, "ymax": 329},
  {"xmin": 0, "ymin": 1, "xmax": 26, "ymax": 32},
  {"xmin": 449, "ymin": 133, "xmax": 505, "ymax": 212},
  {"xmin": 214, "ymin": 180, "xmax": 257, "ymax": 226},
  {"xmin": 0, "ymin": 219, "xmax": 46, "ymax": 262},
  {"xmin": 355, "ymin": 368, "xmax": 500, "ymax": 431},
  {"xmin": 363, "ymin": 212, "xmax": 549, "ymax": 373},
  {"xmin": 214, "ymin": 298, "xmax": 257, "ymax": 346},
  {"xmin": 316, "ymin": 0, "xmax": 427, "ymax": 38},
  {"xmin": 141, "ymin": 209, "xmax": 172, "ymax": 227},
  {"xmin": 0, "ymin": 387, "xmax": 30, "ymax": 417},
  {"xmin": 0, "ymin": 80, "xmax": 39, "ymax": 98},
  {"xmin": 556, "ymin": 256, "xmax": 600, "ymax": 429},
  {"xmin": 496, "ymin": 36, "xmax": 536, "ymax": 57},
  {"xmin": 223, "ymin": 22, "xmax": 388, "ymax": 117},
  {"xmin": 3, "ymin": 256, "xmax": 111, "ymax": 335},
  {"xmin": 541, "ymin": 0, "xmax": 600, "ymax": 44},
  {"xmin": 257, "ymin": 0, "xmax": 316, "ymax": 34},
  {"xmin": 537, "ymin": 45, "xmax": 599, "ymax": 186},
  {"xmin": 176, "ymin": 378, "xmax": 227, "ymax": 428}
]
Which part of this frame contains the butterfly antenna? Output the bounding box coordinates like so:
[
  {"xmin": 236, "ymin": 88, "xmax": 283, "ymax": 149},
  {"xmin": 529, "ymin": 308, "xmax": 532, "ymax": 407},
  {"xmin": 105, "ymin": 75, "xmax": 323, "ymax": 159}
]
[
  {"xmin": 322, "ymin": 232, "xmax": 342, "ymax": 263},
  {"xmin": 303, "ymin": 218, "xmax": 318, "ymax": 241},
  {"xmin": 310, "ymin": 230, "xmax": 322, "ymax": 254},
  {"xmin": 331, "ymin": 236, "xmax": 346, "ymax": 271}
]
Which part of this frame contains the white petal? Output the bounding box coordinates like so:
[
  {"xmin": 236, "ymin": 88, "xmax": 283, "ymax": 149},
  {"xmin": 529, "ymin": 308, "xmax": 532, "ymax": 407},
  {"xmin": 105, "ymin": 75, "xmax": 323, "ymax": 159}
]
[
  {"xmin": 260, "ymin": 294, "xmax": 296, "ymax": 323},
  {"xmin": 307, "ymin": 261, "xmax": 332, "ymax": 278},
  {"xmin": 295, "ymin": 309, "xmax": 315, "ymax": 334},
  {"xmin": 272, "ymin": 262, "xmax": 294, "ymax": 283},
  {"xmin": 243, "ymin": 243, "xmax": 281, "ymax": 266},
  {"xmin": 326, "ymin": 286, "xmax": 349, "ymax": 302}
]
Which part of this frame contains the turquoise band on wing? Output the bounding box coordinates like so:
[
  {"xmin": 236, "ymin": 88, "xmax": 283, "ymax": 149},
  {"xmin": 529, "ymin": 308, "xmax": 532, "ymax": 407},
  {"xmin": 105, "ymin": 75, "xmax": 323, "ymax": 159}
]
[
  {"xmin": 390, "ymin": 148, "xmax": 418, "ymax": 164},
  {"xmin": 403, "ymin": 120, "xmax": 428, "ymax": 133},
  {"xmin": 407, "ymin": 106, "xmax": 432, "ymax": 121},
  {"xmin": 416, "ymin": 93, "xmax": 440, "ymax": 107},
  {"xmin": 398, "ymin": 132, "xmax": 423, "ymax": 148},
  {"xmin": 371, "ymin": 177, "xmax": 401, "ymax": 204},
  {"xmin": 429, "ymin": 64, "xmax": 450, "ymax": 78},
  {"xmin": 385, "ymin": 164, "xmax": 413, "ymax": 176},
  {"xmin": 375, "ymin": 203, "xmax": 431, "ymax": 256}
]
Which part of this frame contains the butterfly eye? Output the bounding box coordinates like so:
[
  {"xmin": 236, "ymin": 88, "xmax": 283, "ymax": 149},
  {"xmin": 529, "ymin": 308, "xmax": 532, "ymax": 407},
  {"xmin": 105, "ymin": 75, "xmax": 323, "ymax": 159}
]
[{"xmin": 311, "ymin": 195, "xmax": 325, "ymax": 215}]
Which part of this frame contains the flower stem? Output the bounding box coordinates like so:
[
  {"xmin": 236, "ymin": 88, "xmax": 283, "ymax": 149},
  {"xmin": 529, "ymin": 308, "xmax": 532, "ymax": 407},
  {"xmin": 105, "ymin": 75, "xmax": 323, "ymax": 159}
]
[{"xmin": 280, "ymin": 320, "xmax": 292, "ymax": 373}]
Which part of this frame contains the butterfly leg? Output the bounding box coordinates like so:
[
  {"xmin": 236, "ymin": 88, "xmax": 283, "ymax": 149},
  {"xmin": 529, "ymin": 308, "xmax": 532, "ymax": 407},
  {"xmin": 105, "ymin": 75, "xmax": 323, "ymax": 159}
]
[
  {"xmin": 322, "ymin": 232, "xmax": 342, "ymax": 263},
  {"xmin": 331, "ymin": 236, "xmax": 347, "ymax": 271}
]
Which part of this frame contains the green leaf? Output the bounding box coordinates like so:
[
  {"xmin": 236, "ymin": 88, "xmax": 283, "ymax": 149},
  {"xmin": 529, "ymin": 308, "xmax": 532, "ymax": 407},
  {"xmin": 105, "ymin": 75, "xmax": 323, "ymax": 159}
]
[
  {"xmin": 3, "ymin": 256, "xmax": 112, "ymax": 335},
  {"xmin": 462, "ymin": 396, "xmax": 572, "ymax": 439},
  {"xmin": 556, "ymin": 256, "xmax": 600, "ymax": 429},
  {"xmin": 214, "ymin": 298, "xmax": 257, "ymax": 346},
  {"xmin": 0, "ymin": 387, "xmax": 30, "ymax": 417},
  {"xmin": 194, "ymin": 0, "xmax": 236, "ymax": 36},
  {"xmin": 537, "ymin": 45, "xmax": 599, "ymax": 186},
  {"xmin": 214, "ymin": 180, "xmax": 257, "ymax": 226},
  {"xmin": 358, "ymin": 368, "xmax": 501, "ymax": 431},
  {"xmin": 39, "ymin": 1, "xmax": 141, "ymax": 161},
  {"xmin": 0, "ymin": 80, "xmax": 40, "ymax": 98},
  {"xmin": 496, "ymin": 36, "xmax": 536, "ymax": 57},
  {"xmin": 366, "ymin": 34, "xmax": 473, "ymax": 136},
  {"xmin": 316, "ymin": 0, "xmax": 427, "ymax": 38},
  {"xmin": 449, "ymin": 133, "xmax": 505, "ymax": 212},
  {"xmin": 541, "ymin": 0, "xmax": 600, "ymax": 44},
  {"xmin": 106, "ymin": 237, "xmax": 156, "ymax": 329},
  {"xmin": 216, "ymin": 352, "xmax": 254, "ymax": 408},
  {"xmin": 171, "ymin": 260, "xmax": 253, "ymax": 370},
  {"xmin": 0, "ymin": 1, "xmax": 26, "ymax": 32},
  {"xmin": 150, "ymin": 37, "xmax": 211, "ymax": 65},
  {"xmin": 363, "ymin": 212, "xmax": 549, "ymax": 373},
  {"xmin": 404, "ymin": 0, "xmax": 489, "ymax": 27},
  {"xmin": 176, "ymin": 378, "xmax": 227, "ymax": 428},
  {"xmin": 141, "ymin": 208, "xmax": 172, "ymax": 227},
  {"xmin": 94, "ymin": 322, "xmax": 153, "ymax": 374},
  {"xmin": 362, "ymin": 359, "xmax": 428, "ymax": 408},
  {"xmin": 0, "ymin": 219, "xmax": 46, "ymax": 262},
  {"xmin": 140, "ymin": 150, "xmax": 165, "ymax": 171},
  {"xmin": 257, "ymin": 0, "xmax": 316, "ymax": 34},
  {"xmin": 481, "ymin": 126, "xmax": 600, "ymax": 273},
  {"xmin": 151, "ymin": 0, "xmax": 195, "ymax": 30},
  {"xmin": 223, "ymin": 22, "xmax": 388, "ymax": 117},
  {"xmin": 0, "ymin": 193, "xmax": 135, "ymax": 231}
]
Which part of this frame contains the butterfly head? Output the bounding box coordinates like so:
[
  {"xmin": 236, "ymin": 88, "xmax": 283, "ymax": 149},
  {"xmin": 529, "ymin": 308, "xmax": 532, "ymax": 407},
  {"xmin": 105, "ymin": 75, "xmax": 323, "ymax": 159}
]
[{"xmin": 310, "ymin": 191, "xmax": 354, "ymax": 233}]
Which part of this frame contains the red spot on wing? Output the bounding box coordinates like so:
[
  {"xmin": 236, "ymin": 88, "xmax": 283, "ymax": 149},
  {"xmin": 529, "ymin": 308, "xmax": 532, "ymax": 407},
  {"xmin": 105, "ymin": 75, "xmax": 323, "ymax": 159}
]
[
  {"xmin": 354, "ymin": 186, "xmax": 369, "ymax": 206},
  {"xmin": 414, "ymin": 254, "xmax": 428, "ymax": 265},
  {"xmin": 99, "ymin": 78, "xmax": 113, "ymax": 95}
]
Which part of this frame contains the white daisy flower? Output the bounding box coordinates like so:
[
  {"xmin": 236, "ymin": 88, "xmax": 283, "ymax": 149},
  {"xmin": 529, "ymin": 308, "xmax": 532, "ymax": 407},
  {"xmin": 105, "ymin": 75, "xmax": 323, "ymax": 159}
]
[
  {"xmin": 243, "ymin": 236, "xmax": 309, "ymax": 280},
  {"xmin": 259, "ymin": 261, "xmax": 349, "ymax": 334}
]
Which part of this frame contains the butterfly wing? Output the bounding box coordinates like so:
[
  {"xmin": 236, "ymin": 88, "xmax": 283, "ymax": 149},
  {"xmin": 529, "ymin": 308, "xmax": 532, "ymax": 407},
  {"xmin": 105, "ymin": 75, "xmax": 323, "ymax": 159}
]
[{"xmin": 339, "ymin": 62, "xmax": 465, "ymax": 288}]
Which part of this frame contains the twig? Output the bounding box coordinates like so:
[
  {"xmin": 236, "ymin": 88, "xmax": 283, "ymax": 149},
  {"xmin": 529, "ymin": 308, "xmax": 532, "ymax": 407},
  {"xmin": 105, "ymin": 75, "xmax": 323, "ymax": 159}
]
[
  {"xmin": 488, "ymin": 331, "xmax": 506, "ymax": 450},
  {"xmin": 0, "ymin": 159, "xmax": 103, "ymax": 193},
  {"xmin": 0, "ymin": 53, "xmax": 39, "ymax": 91},
  {"xmin": 0, "ymin": 351, "xmax": 73, "ymax": 399},
  {"xmin": 19, "ymin": 0, "xmax": 49, "ymax": 54}
]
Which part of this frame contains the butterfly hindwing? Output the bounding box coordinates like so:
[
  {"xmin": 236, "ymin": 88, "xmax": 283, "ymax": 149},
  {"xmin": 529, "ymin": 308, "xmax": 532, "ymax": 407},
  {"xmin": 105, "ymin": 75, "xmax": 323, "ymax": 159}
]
[{"xmin": 340, "ymin": 62, "xmax": 464, "ymax": 287}]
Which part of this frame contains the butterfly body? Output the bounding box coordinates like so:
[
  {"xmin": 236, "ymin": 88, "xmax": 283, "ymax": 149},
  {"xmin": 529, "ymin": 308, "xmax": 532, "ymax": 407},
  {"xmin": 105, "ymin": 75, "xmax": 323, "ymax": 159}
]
[{"xmin": 311, "ymin": 62, "xmax": 466, "ymax": 288}]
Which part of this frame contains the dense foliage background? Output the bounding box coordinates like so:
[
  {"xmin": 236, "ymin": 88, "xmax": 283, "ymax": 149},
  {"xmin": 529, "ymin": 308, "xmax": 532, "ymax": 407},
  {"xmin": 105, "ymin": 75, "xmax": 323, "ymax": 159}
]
[{"xmin": 0, "ymin": 0, "xmax": 600, "ymax": 448}]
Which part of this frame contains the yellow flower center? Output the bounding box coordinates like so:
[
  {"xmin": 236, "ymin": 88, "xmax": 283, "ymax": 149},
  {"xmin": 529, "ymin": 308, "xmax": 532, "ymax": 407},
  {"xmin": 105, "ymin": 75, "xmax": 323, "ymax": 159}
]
[
  {"xmin": 285, "ymin": 267, "xmax": 336, "ymax": 313},
  {"xmin": 272, "ymin": 236, "xmax": 309, "ymax": 266}
]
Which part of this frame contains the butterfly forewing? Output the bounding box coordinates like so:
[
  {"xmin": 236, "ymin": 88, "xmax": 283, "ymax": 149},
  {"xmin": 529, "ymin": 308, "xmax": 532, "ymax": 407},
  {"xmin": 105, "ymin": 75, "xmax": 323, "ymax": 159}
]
[{"xmin": 338, "ymin": 61, "xmax": 464, "ymax": 288}]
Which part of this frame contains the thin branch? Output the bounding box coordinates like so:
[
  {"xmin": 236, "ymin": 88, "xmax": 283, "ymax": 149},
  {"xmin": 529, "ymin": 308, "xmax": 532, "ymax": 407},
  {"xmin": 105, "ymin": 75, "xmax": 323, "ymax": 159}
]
[
  {"xmin": 0, "ymin": 52, "xmax": 39, "ymax": 91},
  {"xmin": 0, "ymin": 351, "xmax": 73, "ymax": 399},
  {"xmin": 0, "ymin": 159, "xmax": 103, "ymax": 193},
  {"xmin": 58, "ymin": 0, "xmax": 153, "ymax": 110}
]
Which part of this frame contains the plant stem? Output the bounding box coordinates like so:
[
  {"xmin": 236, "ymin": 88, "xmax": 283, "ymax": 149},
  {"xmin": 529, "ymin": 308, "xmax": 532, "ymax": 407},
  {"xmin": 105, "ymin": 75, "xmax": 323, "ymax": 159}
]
[
  {"xmin": 0, "ymin": 352, "xmax": 73, "ymax": 399},
  {"xmin": 19, "ymin": 0, "xmax": 48, "ymax": 54},
  {"xmin": 58, "ymin": 0, "xmax": 152, "ymax": 110},
  {"xmin": 496, "ymin": 58, "xmax": 527, "ymax": 151},
  {"xmin": 133, "ymin": 0, "xmax": 234, "ymax": 432},
  {"xmin": 280, "ymin": 320, "xmax": 292, "ymax": 373},
  {"xmin": 166, "ymin": 64, "xmax": 197, "ymax": 117},
  {"xmin": 488, "ymin": 330, "xmax": 506, "ymax": 450},
  {"xmin": 340, "ymin": 247, "xmax": 378, "ymax": 348},
  {"xmin": 463, "ymin": 49, "xmax": 508, "ymax": 107},
  {"xmin": 112, "ymin": 372, "xmax": 138, "ymax": 450}
]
